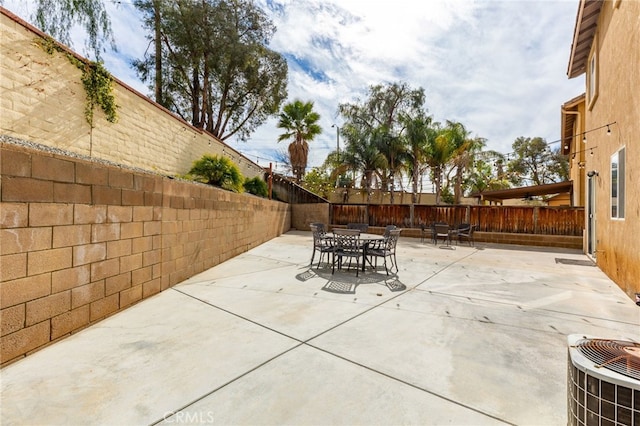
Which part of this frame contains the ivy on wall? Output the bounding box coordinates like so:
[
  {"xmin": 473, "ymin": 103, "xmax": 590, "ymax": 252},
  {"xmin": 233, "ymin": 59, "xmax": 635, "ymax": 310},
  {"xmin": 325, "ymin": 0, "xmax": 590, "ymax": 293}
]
[
  {"xmin": 80, "ymin": 61, "xmax": 117, "ymax": 125},
  {"xmin": 36, "ymin": 36, "xmax": 118, "ymax": 126}
]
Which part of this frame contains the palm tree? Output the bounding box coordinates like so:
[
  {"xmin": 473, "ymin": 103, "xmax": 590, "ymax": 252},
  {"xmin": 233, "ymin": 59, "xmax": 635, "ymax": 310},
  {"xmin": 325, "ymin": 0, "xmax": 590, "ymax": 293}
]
[
  {"xmin": 277, "ymin": 100, "xmax": 322, "ymax": 183},
  {"xmin": 340, "ymin": 124, "xmax": 387, "ymax": 203},
  {"xmin": 374, "ymin": 126, "xmax": 406, "ymax": 204},
  {"xmin": 425, "ymin": 124, "xmax": 456, "ymax": 205},
  {"xmin": 400, "ymin": 112, "xmax": 432, "ymax": 203}
]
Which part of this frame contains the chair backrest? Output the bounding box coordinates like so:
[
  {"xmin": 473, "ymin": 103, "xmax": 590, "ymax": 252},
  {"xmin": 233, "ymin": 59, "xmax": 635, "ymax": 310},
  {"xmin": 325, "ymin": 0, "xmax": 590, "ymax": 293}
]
[
  {"xmin": 434, "ymin": 223, "xmax": 449, "ymax": 235},
  {"xmin": 458, "ymin": 224, "xmax": 475, "ymax": 235},
  {"xmin": 310, "ymin": 225, "xmax": 323, "ymax": 245},
  {"xmin": 385, "ymin": 229, "xmax": 401, "ymax": 251},
  {"xmin": 347, "ymin": 223, "xmax": 369, "ymax": 232},
  {"xmin": 333, "ymin": 230, "xmax": 361, "ymax": 253},
  {"xmin": 457, "ymin": 223, "xmax": 470, "ymax": 232},
  {"xmin": 310, "ymin": 222, "xmax": 326, "ymax": 234},
  {"xmin": 334, "ymin": 228, "xmax": 361, "ymax": 236},
  {"xmin": 384, "ymin": 225, "xmax": 397, "ymax": 237}
]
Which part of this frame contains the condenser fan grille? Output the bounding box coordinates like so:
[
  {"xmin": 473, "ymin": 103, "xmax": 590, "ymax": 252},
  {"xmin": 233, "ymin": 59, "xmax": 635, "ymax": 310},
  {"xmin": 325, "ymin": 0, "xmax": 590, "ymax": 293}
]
[{"xmin": 575, "ymin": 338, "xmax": 640, "ymax": 381}]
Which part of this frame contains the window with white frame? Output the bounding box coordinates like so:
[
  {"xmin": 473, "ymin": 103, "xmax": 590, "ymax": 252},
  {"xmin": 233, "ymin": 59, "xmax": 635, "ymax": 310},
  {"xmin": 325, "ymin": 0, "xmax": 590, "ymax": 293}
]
[
  {"xmin": 611, "ymin": 147, "xmax": 625, "ymax": 219},
  {"xmin": 588, "ymin": 51, "xmax": 597, "ymax": 106}
]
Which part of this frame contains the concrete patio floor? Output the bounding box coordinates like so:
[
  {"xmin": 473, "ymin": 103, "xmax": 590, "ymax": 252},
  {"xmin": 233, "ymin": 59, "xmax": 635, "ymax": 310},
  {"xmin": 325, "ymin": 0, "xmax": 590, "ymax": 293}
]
[{"xmin": 2, "ymin": 230, "xmax": 639, "ymax": 425}]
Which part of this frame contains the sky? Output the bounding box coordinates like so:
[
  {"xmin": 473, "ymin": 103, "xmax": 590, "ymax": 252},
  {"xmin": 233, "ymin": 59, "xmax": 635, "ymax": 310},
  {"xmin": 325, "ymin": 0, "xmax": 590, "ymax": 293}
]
[{"xmin": 3, "ymin": 0, "xmax": 586, "ymax": 175}]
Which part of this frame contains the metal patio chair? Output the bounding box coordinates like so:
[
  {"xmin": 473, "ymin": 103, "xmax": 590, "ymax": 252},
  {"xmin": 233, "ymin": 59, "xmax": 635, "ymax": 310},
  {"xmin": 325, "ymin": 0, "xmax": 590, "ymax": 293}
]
[
  {"xmin": 367, "ymin": 229, "xmax": 401, "ymax": 275},
  {"xmin": 346, "ymin": 223, "xmax": 369, "ymax": 232},
  {"xmin": 433, "ymin": 223, "xmax": 452, "ymax": 245},
  {"xmin": 310, "ymin": 224, "xmax": 333, "ymax": 267},
  {"xmin": 457, "ymin": 224, "xmax": 476, "ymax": 246},
  {"xmin": 332, "ymin": 228, "xmax": 363, "ymax": 276}
]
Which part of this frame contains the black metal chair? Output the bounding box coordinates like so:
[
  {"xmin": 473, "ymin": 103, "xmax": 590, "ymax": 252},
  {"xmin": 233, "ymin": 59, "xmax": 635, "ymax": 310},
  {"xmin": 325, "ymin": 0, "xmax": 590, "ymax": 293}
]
[
  {"xmin": 310, "ymin": 225, "xmax": 333, "ymax": 267},
  {"xmin": 383, "ymin": 224, "xmax": 397, "ymax": 237},
  {"xmin": 419, "ymin": 223, "xmax": 432, "ymax": 243},
  {"xmin": 347, "ymin": 223, "xmax": 369, "ymax": 232},
  {"xmin": 433, "ymin": 223, "xmax": 451, "ymax": 245},
  {"xmin": 457, "ymin": 224, "xmax": 476, "ymax": 246},
  {"xmin": 332, "ymin": 228, "xmax": 363, "ymax": 276},
  {"xmin": 367, "ymin": 229, "xmax": 401, "ymax": 275},
  {"xmin": 310, "ymin": 222, "xmax": 326, "ymax": 233}
]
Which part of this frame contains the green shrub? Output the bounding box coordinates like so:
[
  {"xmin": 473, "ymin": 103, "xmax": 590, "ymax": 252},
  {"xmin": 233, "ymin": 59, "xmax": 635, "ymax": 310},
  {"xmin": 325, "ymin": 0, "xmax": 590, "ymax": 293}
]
[
  {"xmin": 189, "ymin": 154, "xmax": 244, "ymax": 192},
  {"xmin": 244, "ymin": 177, "xmax": 268, "ymax": 197}
]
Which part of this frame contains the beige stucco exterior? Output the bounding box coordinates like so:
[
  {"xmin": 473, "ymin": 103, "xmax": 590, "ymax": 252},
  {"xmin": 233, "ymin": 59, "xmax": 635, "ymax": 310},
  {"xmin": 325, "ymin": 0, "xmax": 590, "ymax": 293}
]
[{"xmin": 564, "ymin": 0, "xmax": 640, "ymax": 299}]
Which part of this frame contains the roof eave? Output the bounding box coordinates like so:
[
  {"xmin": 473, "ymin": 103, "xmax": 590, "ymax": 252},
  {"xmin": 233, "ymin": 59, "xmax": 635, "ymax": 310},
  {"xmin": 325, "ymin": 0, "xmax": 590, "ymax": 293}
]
[{"xmin": 567, "ymin": 0, "xmax": 603, "ymax": 79}]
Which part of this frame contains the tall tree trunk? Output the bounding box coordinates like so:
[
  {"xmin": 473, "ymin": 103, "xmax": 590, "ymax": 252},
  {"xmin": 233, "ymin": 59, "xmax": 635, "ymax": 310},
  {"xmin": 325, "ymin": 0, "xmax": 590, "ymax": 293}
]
[
  {"xmin": 454, "ymin": 167, "xmax": 463, "ymax": 204},
  {"xmin": 191, "ymin": 67, "xmax": 201, "ymax": 127},
  {"xmin": 153, "ymin": 0, "xmax": 163, "ymax": 106},
  {"xmin": 202, "ymin": 55, "xmax": 211, "ymax": 132},
  {"xmin": 435, "ymin": 166, "xmax": 442, "ymax": 205},
  {"xmin": 412, "ymin": 160, "xmax": 419, "ymax": 204}
]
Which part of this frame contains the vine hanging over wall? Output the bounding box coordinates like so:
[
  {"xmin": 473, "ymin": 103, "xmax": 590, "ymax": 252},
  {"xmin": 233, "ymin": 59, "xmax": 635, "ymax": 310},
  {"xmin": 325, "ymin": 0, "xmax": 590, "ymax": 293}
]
[
  {"xmin": 80, "ymin": 61, "xmax": 117, "ymax": 125},
  {"xmin": 36, "ymin": 36, "xmax": 118, "ymax": 126}
]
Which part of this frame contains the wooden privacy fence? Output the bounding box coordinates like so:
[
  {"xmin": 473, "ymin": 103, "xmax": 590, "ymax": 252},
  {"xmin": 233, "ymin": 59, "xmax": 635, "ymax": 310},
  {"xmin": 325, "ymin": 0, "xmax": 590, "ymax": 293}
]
[{"xmin": 331, "ymin": 204, "xmax": 585, "ymax": 236}]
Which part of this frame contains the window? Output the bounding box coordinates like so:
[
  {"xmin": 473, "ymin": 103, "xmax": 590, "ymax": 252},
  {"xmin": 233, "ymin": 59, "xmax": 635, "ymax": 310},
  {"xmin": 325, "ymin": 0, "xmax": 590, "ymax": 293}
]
[
  {"xmin": 587, "ymin": 33, "xmax": 598, "ymax": 108},
  {"xmin": 588, "ymin": 52, "xmax": 598, "ymax": 107},
  {"xmin": 611, "ymin": 148, "xmax": 625, "ymax": 219}
]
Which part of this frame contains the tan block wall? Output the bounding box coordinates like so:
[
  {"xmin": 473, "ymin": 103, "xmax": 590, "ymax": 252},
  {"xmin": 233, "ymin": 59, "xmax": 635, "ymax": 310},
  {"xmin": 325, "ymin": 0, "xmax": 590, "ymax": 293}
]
[
  {"xmin": 0, "ymin": 9, "xmax": 264, "ymax": 180},
  {"xmin": 583, "ymin": 0, "xmax": 640, "ymax": 299},
  {"xmin": 0, "ymin": 142, "xmax": 291, "ymax": 365},
  {"xmin": 290, "ymin": 203, "xmax": 330, "ymax": 231}
]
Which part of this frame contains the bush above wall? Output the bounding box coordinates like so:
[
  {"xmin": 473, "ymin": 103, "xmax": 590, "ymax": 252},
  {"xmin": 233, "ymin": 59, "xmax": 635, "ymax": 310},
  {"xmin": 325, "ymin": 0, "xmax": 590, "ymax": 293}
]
[
  {"xmin": 188, "ymin": 154, "xmax": 244, "ymax": 192},
  {"xmin": 244, "ymin": 176, "xmax": 268, "ymax": 197}
]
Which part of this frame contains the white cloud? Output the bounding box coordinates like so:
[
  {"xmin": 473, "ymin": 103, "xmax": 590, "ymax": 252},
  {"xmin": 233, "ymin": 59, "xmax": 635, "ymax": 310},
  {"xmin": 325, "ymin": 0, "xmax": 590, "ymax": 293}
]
[{"xmin": 2, "ymin": 0, "xmax": 585, "ymax": 174}]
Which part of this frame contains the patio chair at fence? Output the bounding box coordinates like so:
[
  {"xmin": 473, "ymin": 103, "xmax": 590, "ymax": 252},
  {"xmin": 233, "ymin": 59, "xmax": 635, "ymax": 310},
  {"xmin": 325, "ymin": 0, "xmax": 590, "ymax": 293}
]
[
  {"xmin": 457, "ymin": 224, "xmax": 476, "ymax": 246},
  {"xmin": 367, "ymin": 229, "xmax": 401, "ymax": 275},
  {"xmin": 310, "ymin": 225, "xmax": 334, "ymax": 267},
  {"xmin": 420, "ymin": 223, "xmax": 432, "ymax": 243},
  {"xmin": 433, "ymin": 223, "xmax": 452, "ymax": 245},
  {"xmin": 347, "ymin": 223, "xmax": 369, "ymax": 232},
  {"xmin": 332, "ymin": 228, "xmax": 363, "ymax": 276}
]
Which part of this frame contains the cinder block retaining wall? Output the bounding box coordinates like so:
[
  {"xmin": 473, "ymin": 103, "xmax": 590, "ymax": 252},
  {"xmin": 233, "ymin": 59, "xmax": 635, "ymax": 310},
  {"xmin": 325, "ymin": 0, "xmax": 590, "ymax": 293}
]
[
  {"xmin": 0, "ymin": 8, "xmax": 264, "ymax": 180},
  {"xmin": 291, "ymin": 204, "xmax": 330, "ymax": 231},
  {"xmin": 0, "ymin": 142, "xmax": 291, "ymax": 365}
]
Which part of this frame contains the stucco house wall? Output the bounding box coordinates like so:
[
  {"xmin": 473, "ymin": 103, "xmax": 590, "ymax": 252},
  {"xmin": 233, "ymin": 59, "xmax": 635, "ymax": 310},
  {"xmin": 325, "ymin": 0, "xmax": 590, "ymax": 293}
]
[{"xmin": 566, "ymin": 0, "xmax": 640, "ymax": 299}]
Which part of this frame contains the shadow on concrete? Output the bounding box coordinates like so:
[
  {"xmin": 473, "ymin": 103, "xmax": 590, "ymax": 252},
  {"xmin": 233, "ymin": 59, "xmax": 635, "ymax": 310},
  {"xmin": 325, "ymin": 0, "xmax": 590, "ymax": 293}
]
[{"xmin": 295, "ymin": 266, "xmax": 406, "ymax": 294}]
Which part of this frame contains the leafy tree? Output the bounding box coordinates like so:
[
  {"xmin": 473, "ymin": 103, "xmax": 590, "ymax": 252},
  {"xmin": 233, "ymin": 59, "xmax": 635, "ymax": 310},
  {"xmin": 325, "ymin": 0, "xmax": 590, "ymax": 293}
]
[
  {"xmin": 339, "ymin": 82, "xmax": 425, "ymax": 203},
  {"xmin": 188, "ymin": 154, "xmax": 243, "ymax": 192},
  {"xmin": 134, "ymin": 0, "xmax": 288, "ymax": 141},
  {"xmin": 401, "ymin": 112, "xmax": 434, "ymax": 203},
  {"xmin": 243, "ymin": 176, "xmax": 268, "ymax": 197},
  {"xmin": 276, "ymin": 99, "xmax": 322, "ymax": 183},
  {"xmin": 467, "ymin": 151, "xmax": 511, "ymax": 194},
  {"xmin": 442, "ymin": 122, "xmax": 486, "ymax": 204},
  {"xmin": 32, "ymin": 0, "xmax": 115, "ymax": 60},
  {"xmin": 133, "ymin": 0, "xmax": 166, "ymax": 106},
  {"xmin": 339, "ymin": 123, "xmax": 387, "ymax": 203},
  {"xmin": 424, "ymin": 124, "xmax": 457, "ymax": 205},
  {"xmin": 301, "ymin": 168, "xmax": 334, "ymax": 199},
  {"xmin": 507, "ymin": 137, "xmax": 569, "ymax": 186}
]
